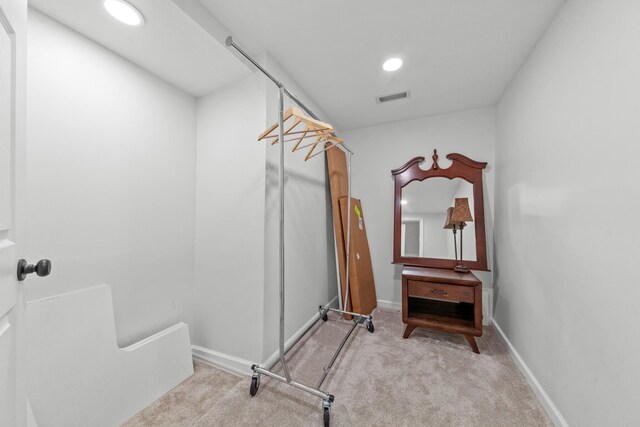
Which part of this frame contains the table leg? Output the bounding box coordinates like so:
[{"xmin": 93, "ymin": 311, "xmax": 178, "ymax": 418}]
[
  {"xmin": 402, "ymin": 324, "xmax": 416, "ymax": 339},
  {"xmin": 464, "ymin": 335, "xmax": 480, "ymax": 354}
]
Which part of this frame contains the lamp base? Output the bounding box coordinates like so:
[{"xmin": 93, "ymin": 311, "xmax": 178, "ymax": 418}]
[{"xmin": 454, "ymin": 264, "xmax": 470, "ymax": 274}]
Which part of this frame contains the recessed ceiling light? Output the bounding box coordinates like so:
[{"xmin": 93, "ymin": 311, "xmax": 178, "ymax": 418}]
[
  {"xmin": 383, "ymin": 58, "xmax": 403, "ymax": 72},
  {"xmin": 103, "ymin": 0, "xmax": 145, "ymax": 26},
  {"xmin": 401, "ymin": 200, "xmax": 408, "ymax": 205}
]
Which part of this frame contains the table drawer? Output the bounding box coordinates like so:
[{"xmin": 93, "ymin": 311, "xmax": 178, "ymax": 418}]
[{"xmin": 407, "ymin": 280, "xmax": 474, "ymax": 303}]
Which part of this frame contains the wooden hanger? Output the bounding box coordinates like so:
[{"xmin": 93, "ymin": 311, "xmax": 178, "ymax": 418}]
[
  {"xmin": 258, "ymin": 106, "xmax": 343, "ymax": 161},
  {"xmin": 305, "ymin": 136, "xmax": 344, "ymax": 160},
  {"xmin": 291, "ymin": 134, "xmax": 344, "ymax": 160},
  {"xmin": 258, "ymin": 107, "xmax": 333, "ymax": 146}
]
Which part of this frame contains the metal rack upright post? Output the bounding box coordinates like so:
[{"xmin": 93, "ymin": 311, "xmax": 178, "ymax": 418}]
[{"xmin": 225, "ymin": 37, "xmax": 375, "ymax": 427}]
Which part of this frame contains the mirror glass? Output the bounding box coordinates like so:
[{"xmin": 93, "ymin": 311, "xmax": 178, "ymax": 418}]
[{"xmin": 400, "ymin": 178, "xmax": 476, "ymax": 261}]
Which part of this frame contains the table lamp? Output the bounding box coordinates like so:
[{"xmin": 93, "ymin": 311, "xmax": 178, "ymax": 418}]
[{"xmin": 443, "ymin": 198, "xmax": 473, "ymax": 273}]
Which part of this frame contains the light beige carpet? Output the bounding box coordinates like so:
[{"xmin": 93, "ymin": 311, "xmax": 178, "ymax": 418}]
[{"xmin": 124, "ymin": 308, "xmax": 552, "ymax": 427}]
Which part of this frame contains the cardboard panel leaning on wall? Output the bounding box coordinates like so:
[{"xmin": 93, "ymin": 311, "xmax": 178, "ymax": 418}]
[
  {"xmin": 339, "ymin": 197, "xmax": 377, "ymax": 315},
  {"xmin": 326, "ymin": 144, "xmax": 352, "ymax": 312},
  {"xmin": 25, "ymin": 9, "xmax": 197, "ymax": 346},
  {"xmin": 341, "ymin": 107, "xmax": 495, "ymax": 311}
]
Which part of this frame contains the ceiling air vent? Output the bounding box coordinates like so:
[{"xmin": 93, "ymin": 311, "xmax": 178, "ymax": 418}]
[{"xmin": 376, "ymin": 91, "xmax": 410, "ymax": 104}]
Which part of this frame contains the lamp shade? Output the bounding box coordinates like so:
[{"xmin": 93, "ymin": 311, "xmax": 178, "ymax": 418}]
[
  {"xmin": 443, "ymin": 207, "xmax": 456, "ymax": 229},
  {"xmin": 443, "ymin": 207, "xmax": 467, "ymax": 229},
  {"xmin": 450, "ymin": 198, "xmax": 473, "ymax": 223}
]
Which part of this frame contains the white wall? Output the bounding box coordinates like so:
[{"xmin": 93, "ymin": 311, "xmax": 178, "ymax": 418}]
[
  {"xmin": 192, "ymin": 73, "xmax": 267, "ymax": 363},
  {"xmin": 25, "ymin": 10, "xmax": 197, "ymax": 346},
  {"xmin": 415, "ymin": 213, "xmax": 448, "ymax": 259},
  {"xmin": 495, "ymin": 1, "xmax": 640, "ymax": 426},
  {"xmin": 192, "ymin": 53, "xmax": 337, "ymax": 366},
  {"xmin": 261, "ymin": 54, "xmax": 338, "ymax": 361},
  {"xmin": 342, "ymin": 107, "xmax": 495, "ymax": 307},
  {"xmin": 25, "ymin": 13, "xmax": 338, "ymax": 371}
]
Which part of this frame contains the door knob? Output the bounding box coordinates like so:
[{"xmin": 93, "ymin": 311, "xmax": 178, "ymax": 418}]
[{"xmin": 17, "ymin": 259, "xmax": 52, "ymax": 281}]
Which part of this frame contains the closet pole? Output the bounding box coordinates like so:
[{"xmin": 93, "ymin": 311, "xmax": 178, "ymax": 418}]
[
  {"xmin": 226, "ymin": 35, "xmax": 357, "ymax": 313},
  {"xmin": 278, "ymin": 86, "xmax": 291, "ymax": 383},
  {"xmin": 225, "ymin": 36, "xmax": 354, "ymax": 155}
]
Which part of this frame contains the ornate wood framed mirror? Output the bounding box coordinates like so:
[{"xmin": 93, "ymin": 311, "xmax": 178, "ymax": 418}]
[{"xmin": 391, "ymin": 151, "xmax": 489, "ymax": 270}]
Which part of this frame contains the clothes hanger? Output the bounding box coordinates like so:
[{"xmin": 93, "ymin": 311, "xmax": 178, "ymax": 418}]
[
  {"xmin": 259, "ymin": 106, "xmax": 333, "ymax": 145},
  {"xmin": 291, "ymin": 134, "xmax": 345, "ymax": 160},
  {"xmin": 258, "ymin": 106, "xmax": 343, "ymax": 161},
  {"xmin": 304, "ymin": 135, "xmax": 344, "ymax": 160}
]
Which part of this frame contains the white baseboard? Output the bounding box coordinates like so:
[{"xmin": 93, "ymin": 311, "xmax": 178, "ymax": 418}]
[
  {"xmin": 492, "ymin": 319, "xmax": 569, "ymax": 427},
  {"xmin": 262, "ymin": 295, "xmax": 338, "ymax": 369},
  {"xmin": 376, "ymin": 299, "xmax": 402, "ymax": 311},
  {"xmin": 192, "ymin": 345, "xmax": 254, "ymax": 377},
  {"xmin": 192, "ymin": 295, "xmax": 339, "ymax": 377}
]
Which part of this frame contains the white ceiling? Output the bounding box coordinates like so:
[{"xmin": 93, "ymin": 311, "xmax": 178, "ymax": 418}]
[
  {"xmin": 28, "ymin": 0, "xmax": 251, "ymax": 97},
  {"xmin": 199, "ymin": 0, "xmax": 565, "ymax": 130},
  {"xmin": 29, "ymin": 1, "xmax": 565, "ymax": 130}
]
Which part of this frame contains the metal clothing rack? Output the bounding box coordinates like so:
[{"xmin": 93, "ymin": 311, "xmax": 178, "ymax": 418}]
[{"xmin": 225, "ymin": 37, "xmax": 374, "ymax": 427}]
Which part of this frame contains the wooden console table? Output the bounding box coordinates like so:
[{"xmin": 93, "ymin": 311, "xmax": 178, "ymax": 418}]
[{"xmin": 402, "ymin": 266, "xmax": 483, "ymax": 353}]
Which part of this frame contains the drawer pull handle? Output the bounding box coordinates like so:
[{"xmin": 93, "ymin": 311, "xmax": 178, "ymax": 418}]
[{"xmin": 431, "ymin": 289, "xmax": 447, "ymax": 295}]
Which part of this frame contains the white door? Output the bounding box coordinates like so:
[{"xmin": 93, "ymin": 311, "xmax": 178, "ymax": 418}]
[{"xmin": 0, "ymin": 0, "xmax": 27, "ymax": 426}]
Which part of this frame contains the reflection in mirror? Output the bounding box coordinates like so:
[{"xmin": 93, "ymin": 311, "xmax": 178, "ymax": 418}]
[{"xmin": 400, "ymin": 178, "xmax": 476, "ymax": 262}]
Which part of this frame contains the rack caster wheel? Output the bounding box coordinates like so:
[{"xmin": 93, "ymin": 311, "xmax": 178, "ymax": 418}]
[
  {"xmin": 366, "ymin": 320, "xmax": 374, "ymax": 333},
  {"xmin": 322, "ymin": 399, "xmax": 331, "ymax": 427},
  {"xmin": 322, "ymin": 313, "xmax": 328, "ymax": 322},
  {"xmin": 249, "ymin": 373, "xmax": 260, "ymax": 396}
]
